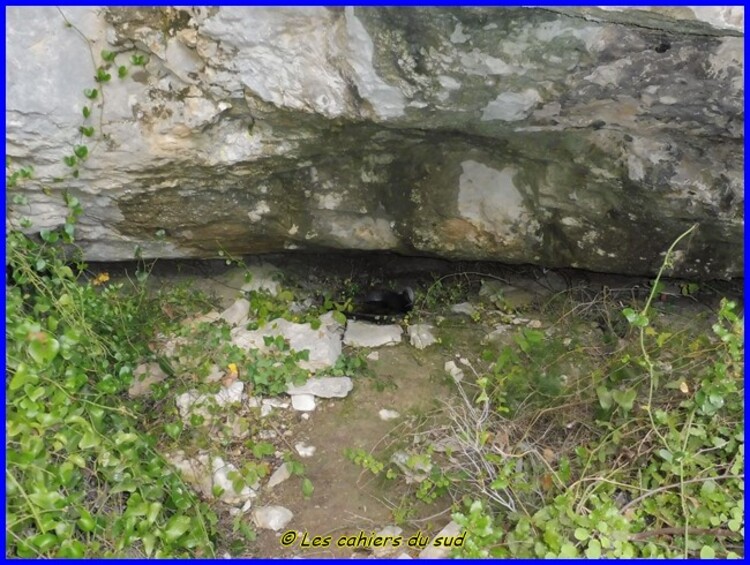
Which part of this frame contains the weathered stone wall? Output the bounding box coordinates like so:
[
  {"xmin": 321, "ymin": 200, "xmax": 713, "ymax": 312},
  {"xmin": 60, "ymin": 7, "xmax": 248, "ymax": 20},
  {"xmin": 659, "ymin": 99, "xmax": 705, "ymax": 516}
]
[{"xmin": 6, "ymin": 7, "xmax": 744, "ymax": 278}]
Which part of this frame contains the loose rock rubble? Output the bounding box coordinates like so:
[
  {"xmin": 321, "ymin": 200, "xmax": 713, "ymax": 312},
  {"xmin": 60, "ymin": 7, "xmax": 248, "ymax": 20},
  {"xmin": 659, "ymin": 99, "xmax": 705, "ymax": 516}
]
[
  {"xmin": 175, "ymin": 381, "xmax": 245, "ymax": 424},
  {"xmin": 166, "ymin": 451, "xmax": 257, "ymax": 507}
]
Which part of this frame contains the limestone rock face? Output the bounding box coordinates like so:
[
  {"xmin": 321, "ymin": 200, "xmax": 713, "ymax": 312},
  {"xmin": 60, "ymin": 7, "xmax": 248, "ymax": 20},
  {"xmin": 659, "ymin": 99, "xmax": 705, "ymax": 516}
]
[{"xmin": 6, "ymin": 7, "xmax": 743, "ymax": 278}]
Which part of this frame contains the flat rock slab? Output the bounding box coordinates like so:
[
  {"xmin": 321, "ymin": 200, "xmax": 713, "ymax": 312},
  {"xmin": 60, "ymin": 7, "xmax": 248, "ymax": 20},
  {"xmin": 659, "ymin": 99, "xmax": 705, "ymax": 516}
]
[
  {"xmin": 344, "ymin": 321, "xmax": 402, "ymax": 347},
  {"xmin": 219, "ymin": 298, "xmax": 251, "ymax": 327},
  {"xmin": 286, "ymin": 376, "xmax": 353, "ymax": 398},
  {"xmin": 231, "ymin": 312, "xmax": 343, "ymax": 372}
]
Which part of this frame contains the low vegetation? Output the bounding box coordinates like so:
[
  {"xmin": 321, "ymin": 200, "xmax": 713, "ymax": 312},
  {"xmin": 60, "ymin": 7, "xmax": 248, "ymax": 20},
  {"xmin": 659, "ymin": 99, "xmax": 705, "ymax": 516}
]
[{"xmin": 346, "ymin": 244, "xmax": 744, "ymax": 558}]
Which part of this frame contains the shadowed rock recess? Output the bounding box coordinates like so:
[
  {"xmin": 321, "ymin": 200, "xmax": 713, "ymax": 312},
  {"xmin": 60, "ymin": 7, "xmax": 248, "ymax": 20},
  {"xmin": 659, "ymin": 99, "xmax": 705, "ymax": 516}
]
[{"xmin": 6, "ymin": 7, "xmax": 743, "ymax": 279}]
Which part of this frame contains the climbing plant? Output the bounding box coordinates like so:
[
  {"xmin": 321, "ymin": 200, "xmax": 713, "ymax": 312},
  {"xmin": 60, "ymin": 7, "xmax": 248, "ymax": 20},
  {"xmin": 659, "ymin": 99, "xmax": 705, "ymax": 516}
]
[{"xmin": 5, "ymin": 11, "xmax": 218, "ymax": 558}]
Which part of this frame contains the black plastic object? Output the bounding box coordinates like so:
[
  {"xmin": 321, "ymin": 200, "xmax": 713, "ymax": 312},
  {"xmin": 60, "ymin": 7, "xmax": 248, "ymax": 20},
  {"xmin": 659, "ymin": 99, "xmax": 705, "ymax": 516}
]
[{"xmin": 347, "ymin": 287, "xmax": 414, "ymax": 323}]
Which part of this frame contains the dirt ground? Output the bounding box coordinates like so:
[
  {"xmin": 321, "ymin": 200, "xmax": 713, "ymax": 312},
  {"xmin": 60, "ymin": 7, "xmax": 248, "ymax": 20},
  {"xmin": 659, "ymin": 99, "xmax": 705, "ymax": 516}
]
[{"xmin": 247, "ymin": 343, "xmax": 461, "ymax": 558}]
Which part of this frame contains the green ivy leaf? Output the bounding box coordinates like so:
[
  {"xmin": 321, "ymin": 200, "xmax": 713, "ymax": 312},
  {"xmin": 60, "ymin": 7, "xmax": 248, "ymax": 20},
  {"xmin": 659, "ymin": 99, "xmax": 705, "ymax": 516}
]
[
  {"xmin": 101, "ymin": 49, "xmax": 116, "ymax": 62},
  {"xmin": 142, "ymin": 533, "xmax": 156, "ymax": 556},
  {"xmin": 700, "ymin": 546, "xmax": 716, "ymax": 559},
  {"xmin": 164, "ymin": 422, "xmax": 182, "ymax": 439},
  {"xmin": 57, "ymin": 539, "xmax": 86, "ymax": 558},
  {"xmin": 78, "ymin": 509, "xmax": 96, "ymax": 532},
  {"xmin": 95, "ymin": 68, "xmax": 111, "ymax": 83},
  {"xmin": 78, "ymin": 431, "xmax": 100, "ymax": 450},
  {"xmin": 130, "ymin": 53, "xmax": 148, "ymax": 66},
  {"xmin": 596, "ymin": 386, "xmax": 613, "ymax": 410},
  {"xmin": 612, "ymin": 389, "xmax": 637, "ymax": 411},
  {"xmin": 63, "ymin": 155, "xmax": 77, "ymax": 167},
  {"xmin": 73, "ymin": 145, "xmax": 88, "ymax": 160},
  {"xmin": 146, "ymin": 502, "xmax": 162, "ymax": 525},
  {"xmin": 559, "ymin": 543, "xmax": 578, "ymax": 558},
  {"xmin": 28, "ymin": 333, "xmax": 60, "ymax": 366},
  {"xmin": 252, "ymin": 442, "xmax": 275, "ymax": 459},
  {"xmin": 82, "ymin": 106, "xmax": 91, "ymax": 118},
  {"xmin": 83, "ymin": 88, "xmax": 98, "ymax": 100},
  {"xmin": 622, "ymin": 308, "xmax": 649, "ymax": 328},
  {"xmin": 585, "ymin": 539, "xmax": 602, "ymax": 558},
  {"xmin": 657, "ymin": 449, "xmax": 673, "ymax": 463},
  {"xmin": 10, "ymin": 362, "xmax": 37, "ymax": 391},
  {"xmin": 302, "ymin": 478, "xmax": 314, "ymax": 498},
  {"xmin": 118, "ymin": 65, "xmax": 128, "ymax": 78},
  {"xmin": 164, "ymin": 514, "xmax": 191, "ymax": 542},
  {"xmin": 31, "ymin": 532, "xmax": 59, "ymax": 552},
  {"xmin": 29, "ymin": 490, "xmax": 64, "ymax": 510}
]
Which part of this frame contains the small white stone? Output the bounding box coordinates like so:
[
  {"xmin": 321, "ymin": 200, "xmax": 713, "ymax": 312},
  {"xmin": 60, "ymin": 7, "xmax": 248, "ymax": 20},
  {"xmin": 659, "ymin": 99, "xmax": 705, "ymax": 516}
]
[
  {"xmin": 291, "ymin": 394, "xmax": 316, "ymax": 412},
  {"xmin": 301, "ymin": 413, "xmax": 310, "ymax": 420},
  {"xmin": 450, "ymin": 302, "xmax": 476, "ymax": 316},
  {"xmin": 408, "ymin": 324, "xmax": 437, "ymax": 349},
  {"xmin": 261, "ymin": 397, "xmax": 290, "ymax": 417},
  {"xmin": 373, "ymin": 525, "xmax": 404, "ymax": 557},
  {"xmin": 366, "ymin": 351, "xmax": 380, "ymax": 361},
  {"xmin": 253, "ymin": 505, "xmax": 294, "ymax": 531},
  {"xmin": 295, "ymin": 442, "xmax": 316, "ymax": 457},
  {"xmin": 444, "ymin": 361, "xmax": 464, "ymax": 383},
  {"xmin": 418, "ymin": 521, "xmax": 463, "ymax": 558},
  {"xmin": 379, "ymin": 409, "xmax": 400, "ymax": 421},
  {"xmin": 215, "ymin": 381, "xmax": 244, "ymax": 406},
  {"xmin": 266, "ymin": 463, "xmax": 292, "ymax": 489}
]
